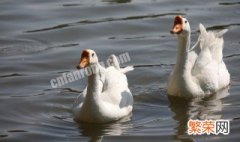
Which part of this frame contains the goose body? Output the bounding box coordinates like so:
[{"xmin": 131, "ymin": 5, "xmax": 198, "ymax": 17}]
[
  {"xmin": 73, "ymin": 50, "xmax": 133, "ymax": 123},
  {"xmin": 167, "ymin": 16, "xmax": 230, "ymax": 97}
]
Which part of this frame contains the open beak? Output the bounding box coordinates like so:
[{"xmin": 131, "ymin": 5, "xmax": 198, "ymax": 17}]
[
  {"xmin": 76, "ymin": 50, "xmax": 89, "ymax": 69},
  {"xmin": 170, "ymin": 15, "xmax": 183, "ymax": 34}
]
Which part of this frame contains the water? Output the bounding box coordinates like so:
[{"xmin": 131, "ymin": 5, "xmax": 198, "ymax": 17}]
[{"xmin": 0, "ymin": 0, "xmax": 239, "ymax": 141}]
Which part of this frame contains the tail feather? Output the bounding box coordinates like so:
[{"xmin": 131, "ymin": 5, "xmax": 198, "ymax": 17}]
[
  {"xmin": 199, "ymin": 23, "xmax": 208, "ymax": 37},
  {"xmin": 120, "ymin": 66, "xmax": 134, "ymax": 74},
  {"xmin": 108, "ymin": 54, "xmax": 134, "ymax": 74},
  {"xmin": 216, "ymin": 29, "xmax": 228, "ymax": 38},
  {"xmin": 108, "ymin": 54, "xmax": 120, "ymax": 70},
  {"xmin": 198, "ymin": 23, "xmax": 227, "ymax": 63}
]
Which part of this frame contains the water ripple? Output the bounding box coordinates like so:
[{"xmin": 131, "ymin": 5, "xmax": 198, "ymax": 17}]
[
  {"xmin": 224, "ymin": 53, "xmax": 240, "ymax": 59},
  {"xmin": 8, "ymin": 130, "xmax": 28, "ymax": 133},
  {"xmin": 207, "ymin": 23, "xmax": 240, "ymax": 30},
  {"xmin": 219, "ymin": 2, "xmax": 240, "ymax": 6},
  {"xmin": 0, "ymin": 73, "xmax": 25, "ymax": 78},
  {"xmin": 25, "ymin": 12, "xmax": 185, "ymax": 33},
  {"xmin": 0, "ymin": 134, "xmax": 8, "ymax": 138}
]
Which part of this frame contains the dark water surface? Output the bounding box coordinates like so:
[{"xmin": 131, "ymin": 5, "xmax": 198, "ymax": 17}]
[{"xmin": 0, "ymin": 0, "xmax": 240, "ymax": 142}]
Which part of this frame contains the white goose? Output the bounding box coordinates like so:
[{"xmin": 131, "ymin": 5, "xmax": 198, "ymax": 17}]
[
  {"xmin": 167, "ymin": 16, "xmax": 230, "ymax": 97},
  {"xmin": 73, "ymin": 49, "xmax": 134, "ymax": 123}
]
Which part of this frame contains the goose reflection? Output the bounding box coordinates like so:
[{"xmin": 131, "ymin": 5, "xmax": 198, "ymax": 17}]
[
  {"xmin": 76, "ymin": 114, "xmax": 132, "ymax": 142},
  {"xmin": 168, "ymin": 87, "xmax": 230, "ymax": 141}
]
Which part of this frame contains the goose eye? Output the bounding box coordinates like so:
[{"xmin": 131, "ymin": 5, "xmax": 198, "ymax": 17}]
[
  {"xmin": 92, "ymin": 53, "xmax": 94, "ymax": 57},
  {"xmin": 185, "ymin": 20, "xmax": 188, "ymax": 23}
]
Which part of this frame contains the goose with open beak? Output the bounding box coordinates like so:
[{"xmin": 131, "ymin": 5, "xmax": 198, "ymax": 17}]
[
  {"xmin": 167, "ymin": 16, "xmax": 230, "ymax": 97},
  {"xmin": 73, "ymin": 49, "xmax": 134, "ymax": 123}
]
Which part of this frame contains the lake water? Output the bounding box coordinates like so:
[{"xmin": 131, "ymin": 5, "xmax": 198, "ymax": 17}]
[{"xmin": 0, "ymin": 0, "xmax": 239, "ymax": 142}]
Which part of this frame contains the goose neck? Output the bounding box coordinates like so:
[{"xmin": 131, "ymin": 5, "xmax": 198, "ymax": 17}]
[
  {"xmin": 86, "ymin": 63, "xmax": 105, "ymax": 99},
  {"xmin": 176, "ymin": 33, "xmax": 191, "ymax": 72}
]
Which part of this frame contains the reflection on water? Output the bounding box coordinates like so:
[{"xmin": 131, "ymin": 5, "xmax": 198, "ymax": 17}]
[
  {"xmin": 168, "ymin": 87, "xmax": 230, "ymax": 141},
  {"xmin": 75, "ymin": 87, "xmax": 230, "ymax": 142},
  {"xmin": 0, "ymin": 0, "xmax": 239, "ymax": 141},
  {"xmin": 77, "ymin": 114, "xmax": 132, "ymax": 142},
  {"xmin": 79, "ymin": 123, "xmax": 119, "ymax": 142}
]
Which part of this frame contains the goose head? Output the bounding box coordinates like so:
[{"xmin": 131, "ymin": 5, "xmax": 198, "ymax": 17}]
[
  {"xmin": 170, "ymin": 15, "xmax": 190, "ymax": 37},
  {"xmin": 76, "ymin": 49, "xmax": 98, "ymax": 69}
]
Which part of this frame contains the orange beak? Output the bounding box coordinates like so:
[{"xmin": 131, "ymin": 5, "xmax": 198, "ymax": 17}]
[
  {"xmin": 76, "ymin": 50, "xmax": 89, "ymax": 69},
  {"xmin": 170, "ymin": 15, "xmax": 183, "ymax": 34}
]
